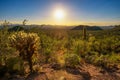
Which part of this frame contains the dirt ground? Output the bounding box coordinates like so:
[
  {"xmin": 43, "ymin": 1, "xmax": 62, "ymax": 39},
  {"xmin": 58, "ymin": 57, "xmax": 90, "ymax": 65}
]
[{"xmin": 1, "ymin": 63, "xmax": 120, "ymax": 80}]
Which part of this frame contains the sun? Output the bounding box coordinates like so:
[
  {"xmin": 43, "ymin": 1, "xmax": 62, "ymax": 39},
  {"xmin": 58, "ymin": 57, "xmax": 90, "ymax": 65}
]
[{"xmin": 54, "ymin": 9, "xmax": 65, "ymax": 20}]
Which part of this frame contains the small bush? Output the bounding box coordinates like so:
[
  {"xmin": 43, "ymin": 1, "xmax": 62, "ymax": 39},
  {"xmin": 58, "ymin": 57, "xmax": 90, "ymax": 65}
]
[
  {"xmin": 6, "ymin": 57, "xmax": 24, "ymax": 74},
  {"xmin": 85, "ymin": 53, "xmax": 120, "ymax": 71},
  {"xmin": 64, "ymin": 53, "xmax": 81, "ymax": 68}
]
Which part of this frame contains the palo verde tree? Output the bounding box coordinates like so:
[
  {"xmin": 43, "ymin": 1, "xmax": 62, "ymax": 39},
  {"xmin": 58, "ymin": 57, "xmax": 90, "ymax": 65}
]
[{"xmin": 9, "ymin": 31, "xmax": 40, "ymax": 72}]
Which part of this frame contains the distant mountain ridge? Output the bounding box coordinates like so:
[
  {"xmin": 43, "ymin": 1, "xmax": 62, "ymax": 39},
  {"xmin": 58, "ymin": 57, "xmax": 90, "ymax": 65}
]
[
  {"xmin": 71, "ymin": 25, "xmax": 103, "ymax": 30},
  {"xmin": 0, "ymin": 24, "xmax": 118, "ymax": 30},
  {"xmin": 8, "ymin": 26, "xmax": 25, "ymax": 31},
  {"xmin": 112, "ymin": 25, "xmax": 120, "ymax": 31}
]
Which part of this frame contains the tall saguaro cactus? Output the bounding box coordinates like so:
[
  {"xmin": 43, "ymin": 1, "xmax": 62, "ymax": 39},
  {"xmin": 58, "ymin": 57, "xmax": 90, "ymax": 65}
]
[
  {"xmin": 83, "ymin": 26, "xmax": 87, "ymax": 40},
  {"xmin": 82, "ymin": 26, "xmax": 87, "ymax": 55},
  {"xmin": 9, "ymin": 31, "xmax": 40, "ymax": 72}
]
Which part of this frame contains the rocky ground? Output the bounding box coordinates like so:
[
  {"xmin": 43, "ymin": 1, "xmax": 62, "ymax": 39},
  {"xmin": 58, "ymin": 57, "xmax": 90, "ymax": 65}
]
[{"xmin": 1, "ymin": 63, "xmax": 120, "ymax": 80}]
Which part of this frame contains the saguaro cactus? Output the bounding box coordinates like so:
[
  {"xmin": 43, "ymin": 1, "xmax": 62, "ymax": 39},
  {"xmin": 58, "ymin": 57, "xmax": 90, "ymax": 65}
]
[
  {"xmin": 9, "ymin": 31, "xmax": 40, "ymax": 72},
  {"xmin": 83, "ymin": 26, "xmax": 87, "ymax": 40}
]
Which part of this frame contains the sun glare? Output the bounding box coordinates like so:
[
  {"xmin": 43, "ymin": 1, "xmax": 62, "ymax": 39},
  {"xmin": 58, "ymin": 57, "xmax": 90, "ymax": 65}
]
[{"xmin": 54, "ymin": 9, "xmax": 65, "ymax": 20}]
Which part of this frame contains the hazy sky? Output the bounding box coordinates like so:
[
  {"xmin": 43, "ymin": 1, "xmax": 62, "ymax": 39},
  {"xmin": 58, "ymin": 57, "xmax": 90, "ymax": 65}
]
[{"xmin": 0, "ymin": 0, "xmax": 120, "ymax": 26}]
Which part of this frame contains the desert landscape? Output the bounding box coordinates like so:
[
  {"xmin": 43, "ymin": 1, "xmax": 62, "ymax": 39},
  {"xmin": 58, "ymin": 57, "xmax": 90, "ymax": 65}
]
[{"xmin": 0, "ymin": 0, "xmax": 120, "ymax": 80}]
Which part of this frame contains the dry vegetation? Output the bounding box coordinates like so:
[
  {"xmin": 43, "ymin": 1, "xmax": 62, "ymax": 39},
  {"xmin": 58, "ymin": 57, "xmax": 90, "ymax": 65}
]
[{"xmin": 0, "ymin": 23, "xmax": 120, "ymax": 80}]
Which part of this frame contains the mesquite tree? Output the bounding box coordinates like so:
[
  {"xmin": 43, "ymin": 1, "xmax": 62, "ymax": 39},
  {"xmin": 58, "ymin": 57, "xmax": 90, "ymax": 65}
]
[{"xmin": 9, "ymin": 31, "xmax": 40, "ymax": 72}]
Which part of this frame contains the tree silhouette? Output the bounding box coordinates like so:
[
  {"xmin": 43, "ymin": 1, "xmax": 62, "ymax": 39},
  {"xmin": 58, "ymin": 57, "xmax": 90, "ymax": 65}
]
[{"xmin": 23, "ymin": 19, "xmax": 28, "ymax": 26}]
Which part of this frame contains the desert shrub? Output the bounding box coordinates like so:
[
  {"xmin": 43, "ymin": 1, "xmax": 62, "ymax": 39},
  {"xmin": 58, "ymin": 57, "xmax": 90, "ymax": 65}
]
[
  {"xmin": 40, "ymin": 34, "xmax": 54, "ymax": 63},
  {"xmin": 6, "ymin": 57, "xmax": 24, "ymax": 74},
  {"xmin": 46, "ymin": 30, "xmax": 68, "ymax": 40},
  {"xmin": 40, "ymin": 33, "xmax": 68, "ymax": 63},
  {"xmin": 64, "ymin": 53, "xmax": 81, "ymax": 68},
  {"xmin": 84, "ymin": 51, "xmax": 99, "ymax": 63},
  {"xmin": 74, "ymin": 40, "xmax": 86, "ymax": 56},
  {"xmin": 9, "ymin": 31, "xmax": 40, "ymax": 72},
  {"xmin": 87, "ymin": 36, "xmax": 120, "ymax": 55},
  {"xmin": 57, "ymin": 54, "xmax": 65, "ymax": 67},
  {"xmin": 65, "ymin": 39, "xmax": 85, "ymax": 56},
  {"xmin": 85, "ymin": 53, "xmax": 120, "ymax": 71},
  {"xmin": 100, "ymin": 54, "xmax": 120, "ymax": 70},
  {"xmin": 0, "ymin": 27, "xmax": 15, "ymax": 66}
]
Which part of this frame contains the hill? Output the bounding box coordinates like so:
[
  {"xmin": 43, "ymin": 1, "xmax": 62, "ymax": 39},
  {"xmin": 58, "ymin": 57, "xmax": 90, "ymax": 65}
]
[
  {"xmin": 112, "ymin": 25, "xmax": 120, "ymax": 31},
  {"xmin": 71, "ymin": 25, "xmax": 103, "ymax": 30},
  {"xmin": 8, "ymin": 26, "xmax": 25, "ymax": 31}
]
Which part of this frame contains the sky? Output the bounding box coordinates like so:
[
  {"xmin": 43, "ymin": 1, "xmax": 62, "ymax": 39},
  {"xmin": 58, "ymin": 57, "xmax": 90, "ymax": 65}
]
[{"xmin": 0, "ymin": 0, "xmax": 120, "ymax": 26}]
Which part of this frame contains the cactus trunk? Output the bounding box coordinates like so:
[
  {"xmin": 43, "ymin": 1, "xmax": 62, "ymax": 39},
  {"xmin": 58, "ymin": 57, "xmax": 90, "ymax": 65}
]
[{"xmin": 83, "ymin": 26, "xmax": 87, "ymax": 40}]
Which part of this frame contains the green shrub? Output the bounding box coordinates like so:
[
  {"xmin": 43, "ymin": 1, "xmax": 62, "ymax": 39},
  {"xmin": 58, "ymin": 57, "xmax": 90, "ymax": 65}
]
[
  {"xmin": 0, "ymin": 27, "xmax": 16, "ymax": 66},
  {"xmin": 64, "ymin": 53, "xmax": 81, "ymax": 68},
  {"xmin": 6, "ymin": 57, "xmax": 24, "ymax": 74},
  {"xmin": 85, "ymin": 53, "xmax": 120, "ymax": 70}
]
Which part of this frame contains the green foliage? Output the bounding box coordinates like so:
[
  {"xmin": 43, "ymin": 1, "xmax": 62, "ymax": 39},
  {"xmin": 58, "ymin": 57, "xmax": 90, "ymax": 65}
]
[
  {"xmin": 85, "ymin": 51, "xmax": 120, "ymax": 69},
  {"xmin": 64, "ymin": 53, "xmax": 81, "ymax": 68},
  {"xmin": 6, "ymin": 57, "xmax": 24, "ymax": 74},
  {"xmin": 0, "ymin": 25, "xmax": 120, "ymax": 75},
  {"xmin": 87, "ymin": 36, "xmax": 120, "ymax": 55},
  {"xmin": 0, "ymin": 25, "xmax": 15, "ymax": 66}
]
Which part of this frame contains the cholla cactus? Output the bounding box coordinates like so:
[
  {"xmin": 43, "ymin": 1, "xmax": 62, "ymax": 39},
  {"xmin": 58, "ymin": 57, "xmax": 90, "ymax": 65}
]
[{"xmin": 9, "ymin": 31, "xmax": 40, "ymax": 72}]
